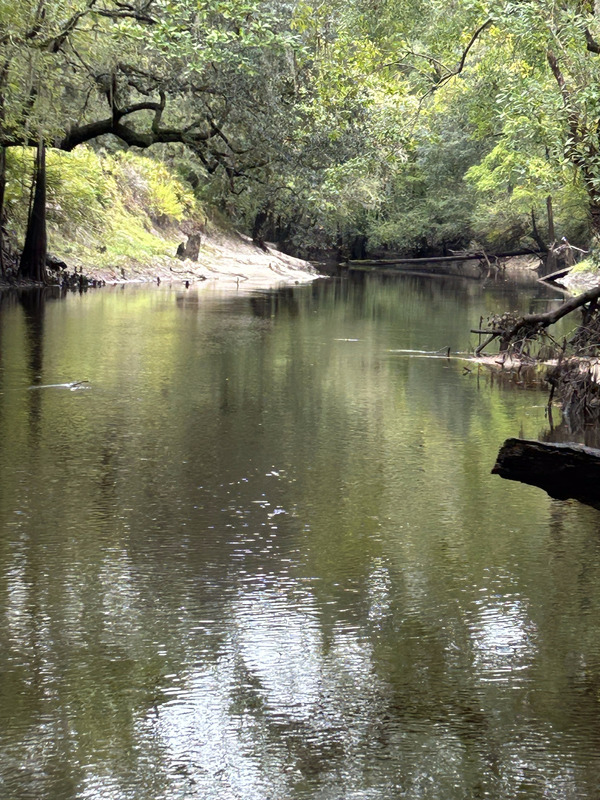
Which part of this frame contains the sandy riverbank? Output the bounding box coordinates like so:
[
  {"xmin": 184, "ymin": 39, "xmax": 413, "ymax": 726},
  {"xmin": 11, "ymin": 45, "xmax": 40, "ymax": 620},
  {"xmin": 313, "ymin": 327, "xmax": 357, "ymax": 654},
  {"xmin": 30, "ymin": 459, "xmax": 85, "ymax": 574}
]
[{"xmin": 0, "ymin": 228, "xmax": 324, "ymax": 291}]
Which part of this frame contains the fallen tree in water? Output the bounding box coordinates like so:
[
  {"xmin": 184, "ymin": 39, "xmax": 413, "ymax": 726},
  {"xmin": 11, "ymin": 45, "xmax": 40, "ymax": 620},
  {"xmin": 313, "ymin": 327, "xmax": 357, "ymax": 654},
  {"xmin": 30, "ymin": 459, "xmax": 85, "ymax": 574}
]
[
  {"xmin": 492, "ymin": 438, "xmax": 600, "ymax": 509},
  {"xmin": 472, "ymin": 284, "xmax": 600, "ymax": 356},
  {"xmin": 472, "ymin": 280, "xmax": 600, "ymax": 423}
]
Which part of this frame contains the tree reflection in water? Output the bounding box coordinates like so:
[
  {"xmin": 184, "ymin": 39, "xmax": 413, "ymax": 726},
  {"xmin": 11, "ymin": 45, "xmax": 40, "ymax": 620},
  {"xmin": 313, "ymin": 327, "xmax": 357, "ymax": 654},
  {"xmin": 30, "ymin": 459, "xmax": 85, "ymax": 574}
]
[{"xmin": 0, "ymin": 278, "xmax": 600, "ymax": 799}]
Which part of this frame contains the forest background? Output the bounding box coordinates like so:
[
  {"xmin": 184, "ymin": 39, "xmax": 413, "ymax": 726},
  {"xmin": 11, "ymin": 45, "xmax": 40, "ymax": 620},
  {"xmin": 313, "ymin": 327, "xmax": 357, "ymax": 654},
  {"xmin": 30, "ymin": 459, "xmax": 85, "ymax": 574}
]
[{"xmin": 2, "ymin": 0, "xmax": 600, "ymax": 279}]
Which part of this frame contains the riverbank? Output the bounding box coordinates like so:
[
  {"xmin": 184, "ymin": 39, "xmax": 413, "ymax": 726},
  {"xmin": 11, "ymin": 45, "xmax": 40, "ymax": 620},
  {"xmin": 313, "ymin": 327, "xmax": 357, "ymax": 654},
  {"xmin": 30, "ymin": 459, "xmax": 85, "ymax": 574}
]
[
  {"xmin": 0, "ymin": 227, "xmax": 323, "ymax": 291},
  {"xmin": 1, "ymin": 147, "xmax": 324, "ymax": 292},
  {"xmin": 558, "ymin": 262, "xmax": 600, "ymax": 293}
]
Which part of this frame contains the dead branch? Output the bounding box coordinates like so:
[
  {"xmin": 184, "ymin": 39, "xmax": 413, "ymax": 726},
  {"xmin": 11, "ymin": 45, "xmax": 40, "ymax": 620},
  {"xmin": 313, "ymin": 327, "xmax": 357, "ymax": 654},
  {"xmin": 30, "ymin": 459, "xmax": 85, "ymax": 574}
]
[
  {"xmin": 423, "ymin": 19, "xmax": 492, "ymax": 97},
  {"xmin": 474, "ymin": 284, "xmax": 600, "ymax": 355}
]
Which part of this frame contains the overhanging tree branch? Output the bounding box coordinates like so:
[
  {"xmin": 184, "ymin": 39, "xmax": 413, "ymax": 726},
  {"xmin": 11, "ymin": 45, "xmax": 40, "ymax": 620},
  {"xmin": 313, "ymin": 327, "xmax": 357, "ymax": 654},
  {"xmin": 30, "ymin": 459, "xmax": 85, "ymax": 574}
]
[
  {"xmin": 93, "ymin": 6, "xmax": 157, "ymax": 24},
  {"xmin": 58, "ymin": 113, "xmax": 214, "ymax": 151}
]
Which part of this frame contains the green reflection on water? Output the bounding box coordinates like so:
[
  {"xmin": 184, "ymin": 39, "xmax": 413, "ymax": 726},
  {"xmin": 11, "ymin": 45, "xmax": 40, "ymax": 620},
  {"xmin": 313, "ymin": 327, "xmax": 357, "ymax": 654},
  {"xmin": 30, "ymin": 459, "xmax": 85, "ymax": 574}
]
[{"xmin": 1, "ymin": 276, "xmax": 600, "ymax": 800}]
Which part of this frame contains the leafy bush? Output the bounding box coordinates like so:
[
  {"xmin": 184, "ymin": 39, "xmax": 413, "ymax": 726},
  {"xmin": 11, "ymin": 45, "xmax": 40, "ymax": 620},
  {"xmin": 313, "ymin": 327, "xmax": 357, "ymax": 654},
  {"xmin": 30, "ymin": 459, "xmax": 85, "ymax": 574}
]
[
  {"xmin": 113, "ymin": 151, "xmax": 196, "ymax": 223},
  {"xmin": 4, "ymin": 146, "xmax": 201, "ymax": 264}
]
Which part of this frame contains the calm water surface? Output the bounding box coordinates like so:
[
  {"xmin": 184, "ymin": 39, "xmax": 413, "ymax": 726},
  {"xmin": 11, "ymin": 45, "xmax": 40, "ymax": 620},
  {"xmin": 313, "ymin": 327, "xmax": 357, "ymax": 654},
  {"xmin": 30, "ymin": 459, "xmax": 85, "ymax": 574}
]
[{"xmin": 1, "ymin": 275, "xmax": 600, "ymax": 800}]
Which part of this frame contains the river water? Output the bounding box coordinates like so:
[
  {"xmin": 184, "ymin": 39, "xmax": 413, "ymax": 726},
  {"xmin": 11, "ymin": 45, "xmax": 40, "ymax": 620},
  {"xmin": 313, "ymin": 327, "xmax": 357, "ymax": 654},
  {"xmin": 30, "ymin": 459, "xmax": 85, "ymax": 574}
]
[{"xmin": 1, "ymin": 275, "xmax": 600, "ymax": 800}]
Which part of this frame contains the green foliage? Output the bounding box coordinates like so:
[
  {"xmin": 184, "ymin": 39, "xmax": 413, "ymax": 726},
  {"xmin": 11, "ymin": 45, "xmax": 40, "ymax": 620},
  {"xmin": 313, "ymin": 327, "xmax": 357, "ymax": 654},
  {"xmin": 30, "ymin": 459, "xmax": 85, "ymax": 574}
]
[
  {"xmin": 466, "ymin": 146, "xmax": 590, "ymax": 248},
  {"xmin": 112, "ymin": 152, "xmax": 196, "ymax": 223},
  {"xmin": 4, "ymin": 145, "xmax": 200, "ymax": 264},
  {"xmin": 570, "ymin": 257, "xmax": 595, "ymax": 274},
  {"xmin": 285, "ymin": 0, "xmax": 600, "ymax": 252},
  {"xmin": 4, "ymin": 0, "xmax": 600, "ymax": 259}
]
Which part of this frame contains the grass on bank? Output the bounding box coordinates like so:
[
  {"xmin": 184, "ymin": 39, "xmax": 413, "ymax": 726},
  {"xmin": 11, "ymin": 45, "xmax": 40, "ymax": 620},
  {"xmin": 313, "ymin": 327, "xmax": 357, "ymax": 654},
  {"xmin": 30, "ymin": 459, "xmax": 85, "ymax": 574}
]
[{"xmin": 4, "ymin": 146, "xmax": 204, "ymax": 270}]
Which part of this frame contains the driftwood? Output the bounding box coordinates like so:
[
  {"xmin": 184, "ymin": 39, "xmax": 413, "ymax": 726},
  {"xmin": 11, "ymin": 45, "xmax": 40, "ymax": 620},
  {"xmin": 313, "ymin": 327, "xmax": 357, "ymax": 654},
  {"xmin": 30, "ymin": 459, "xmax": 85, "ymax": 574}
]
[
  {"xmin": 538, "ymin": 265, "xmax": 572, "ymax": 285},
  {"xmin": 473, "ymin": 284, "xmax": 600, "ymax": 355},
  {"xmin": 492, "ymin": 437, "xmax": 600, "ymax": 509}
]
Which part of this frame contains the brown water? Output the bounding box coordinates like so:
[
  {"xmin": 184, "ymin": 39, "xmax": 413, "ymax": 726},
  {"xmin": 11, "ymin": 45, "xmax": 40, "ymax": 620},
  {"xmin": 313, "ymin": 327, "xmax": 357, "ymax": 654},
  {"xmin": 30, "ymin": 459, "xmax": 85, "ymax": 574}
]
[{"xmin": 1, "ymin": 276, "xmax": 600, "ymax": 800}]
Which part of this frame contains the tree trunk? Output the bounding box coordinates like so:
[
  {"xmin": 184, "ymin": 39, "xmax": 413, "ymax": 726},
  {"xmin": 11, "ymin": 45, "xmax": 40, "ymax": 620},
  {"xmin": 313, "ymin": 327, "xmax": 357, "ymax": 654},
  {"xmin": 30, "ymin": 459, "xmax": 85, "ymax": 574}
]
[
  {"xmin": 176, "ymin": 233, "xmax": 201, "ymax": 261},
  {"xmin": 252, "ymin": 208, "xmax": 269, "ymax": 249},
  {"xmin": 19, "ymin": 140, "xmax": 47, "ymax": 283},
  {"xmin": 350, "ymin": 234, "xmax": 367, "ymax": 260},
  {"xmin": 492, "ymin": 437, "xmax": 600, "ymax": 509},
  {"xmin": 589, "ymin": 199, "xmax": 600, "ymax": 239},
  {"xmin": 0, "ymin": 146, "xmax": 5, "ymax": 278},
  {"xmin": 546, "ymin": 195, "xmax": 555, "ymax": 244},
  {"xmin": 531, "ymin": 207, "xmax": 547, "ymax": 255}
]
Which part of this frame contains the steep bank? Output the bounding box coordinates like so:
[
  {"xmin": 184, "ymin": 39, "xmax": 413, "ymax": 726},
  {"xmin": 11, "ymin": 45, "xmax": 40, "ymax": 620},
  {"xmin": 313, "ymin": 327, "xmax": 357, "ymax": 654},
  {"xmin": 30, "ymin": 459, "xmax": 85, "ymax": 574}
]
[
  {"xmin": 0, "ymin": 228, "xmax": 322, "ymax": 290},
  {"xmin": 61, "ymin": 227, "xmax": 321, "ymax": 289},
  {"xmin": 1, "ymin": 147, "xmax": 322, "ymax": 291}
]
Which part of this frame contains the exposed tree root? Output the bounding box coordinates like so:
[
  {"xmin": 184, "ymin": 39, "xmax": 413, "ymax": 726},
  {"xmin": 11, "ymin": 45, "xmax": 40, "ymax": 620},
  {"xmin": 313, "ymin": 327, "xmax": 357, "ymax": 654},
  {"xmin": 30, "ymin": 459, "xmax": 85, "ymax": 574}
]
[
  {"xmin": 473, "ymin": 283, "xmax": 600, "ymax": 423},
  {"xmin": 472, "ymin": 284, "xmax": 600, "ymax": 356}
]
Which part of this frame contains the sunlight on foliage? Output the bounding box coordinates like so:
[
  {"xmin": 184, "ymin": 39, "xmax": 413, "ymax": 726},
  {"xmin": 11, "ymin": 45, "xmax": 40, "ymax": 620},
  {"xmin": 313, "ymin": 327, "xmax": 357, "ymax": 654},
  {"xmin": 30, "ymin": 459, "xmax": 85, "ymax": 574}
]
[{"xmin": 4, "ymin": 146, "xmax": 201, "ymax": 264}]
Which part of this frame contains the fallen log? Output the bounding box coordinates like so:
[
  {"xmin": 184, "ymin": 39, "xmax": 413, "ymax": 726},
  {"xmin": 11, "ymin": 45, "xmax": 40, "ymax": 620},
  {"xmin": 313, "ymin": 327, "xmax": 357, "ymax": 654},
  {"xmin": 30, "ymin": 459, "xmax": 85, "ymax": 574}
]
[
  {"xmin": 537, "ymin": 265, "xmax": 572, "ymax": 285},
  {"xmin": 474, "ymin": 283, "xmax": 600, "ymax": 355},
  {"xmin": 346, "ymin": 249, "xmax": 541, "ymax": 267},
  {"xmin": 492, "ymin": 437, "xmax": 600, "ymax": 509}
]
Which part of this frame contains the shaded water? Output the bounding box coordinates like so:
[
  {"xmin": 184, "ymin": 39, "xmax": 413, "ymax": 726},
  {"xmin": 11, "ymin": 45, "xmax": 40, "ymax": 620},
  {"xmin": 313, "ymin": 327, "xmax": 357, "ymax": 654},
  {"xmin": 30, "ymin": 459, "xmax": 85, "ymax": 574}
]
[{"xmin": 1, "ymin": 275, "xmax": 600, "ymax": 800}]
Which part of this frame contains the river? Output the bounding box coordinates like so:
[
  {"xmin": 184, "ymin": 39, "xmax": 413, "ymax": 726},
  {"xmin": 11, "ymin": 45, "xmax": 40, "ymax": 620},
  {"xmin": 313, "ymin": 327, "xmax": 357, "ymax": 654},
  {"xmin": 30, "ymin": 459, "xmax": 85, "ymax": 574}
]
[{"xmin": 1, "ymin": 274, "xmax": 600, "ymax": 800}]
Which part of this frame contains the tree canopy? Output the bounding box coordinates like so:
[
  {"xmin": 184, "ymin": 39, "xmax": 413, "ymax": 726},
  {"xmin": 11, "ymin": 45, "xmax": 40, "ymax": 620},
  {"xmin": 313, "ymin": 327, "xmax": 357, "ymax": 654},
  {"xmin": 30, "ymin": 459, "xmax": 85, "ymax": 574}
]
[{"xmin": 3, "ymin": 0, "xmax": 600, "ymax": 263}]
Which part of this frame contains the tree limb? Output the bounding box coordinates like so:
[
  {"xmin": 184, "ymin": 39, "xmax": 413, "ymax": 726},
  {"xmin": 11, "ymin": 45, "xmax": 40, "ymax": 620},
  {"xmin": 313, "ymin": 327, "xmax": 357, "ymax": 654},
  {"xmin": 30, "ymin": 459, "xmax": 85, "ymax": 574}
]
[
  {"xmin": 453, "ymin": 19, "xmax": 492, "ymax": 76},
  {"xmin": 476, "ymin": 284, "xmax": 600, "ymax": 354},
  {"xmin": 44, "ymin": 0, "xmax": 98, "ymax": 53},
  {"xmin": 585, "ymin": 28, "xmax": 600, "ymax": 53},
  {"xmin": 57, "ymin": 114, "xmax": 213, "ymax": 151},
  {"xmin": 431, "ymin": 19, "xmax": 492, "ymax": 91},
  {"xmin": 25, "ymin": 0, "xmax": 47, "ymax": 41},
  {"xmin": 93, "ymin": 4, "xmax": 157, "ymax": 23}
]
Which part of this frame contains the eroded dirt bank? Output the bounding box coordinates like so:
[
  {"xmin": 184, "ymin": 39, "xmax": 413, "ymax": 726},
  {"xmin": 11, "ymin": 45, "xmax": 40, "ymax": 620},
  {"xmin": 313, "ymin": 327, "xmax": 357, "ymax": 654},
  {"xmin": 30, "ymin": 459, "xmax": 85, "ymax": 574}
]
[{"xmin": 1, "ymin": 229, "xmax": 324, "ymax": 291}]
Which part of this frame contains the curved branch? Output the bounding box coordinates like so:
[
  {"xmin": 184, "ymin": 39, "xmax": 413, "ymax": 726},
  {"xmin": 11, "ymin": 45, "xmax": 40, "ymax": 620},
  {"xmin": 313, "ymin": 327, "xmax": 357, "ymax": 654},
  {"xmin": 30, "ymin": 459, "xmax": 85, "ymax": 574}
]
[
  {"xmin": 94, "ymin": 7, "xmax": 156, "ymax": 23},
  {"xmin": 475, "ymin": 285, "xmax": 600, "ymax": 354},
  {"xmin": 381, "ymin": 50, "xmax": 452, "ymax": 81},
  {"xmin": 409, "ymin": 16, "xmax": 492, "ymax": 129},
  {"xmin": 58, "ymin": 113, "xmax": 214, "ymax": 151},
  {"xmin": 457, "ymin": 19, "xmax": 492, "ymax": 72}
]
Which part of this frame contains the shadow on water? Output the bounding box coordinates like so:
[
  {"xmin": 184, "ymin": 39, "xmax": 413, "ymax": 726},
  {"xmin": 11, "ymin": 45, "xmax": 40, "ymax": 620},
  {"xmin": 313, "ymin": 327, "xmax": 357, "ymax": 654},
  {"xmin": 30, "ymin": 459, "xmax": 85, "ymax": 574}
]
[{"xmin": 249, "ymin": 286, "xmax": 300, "ymax": 319}]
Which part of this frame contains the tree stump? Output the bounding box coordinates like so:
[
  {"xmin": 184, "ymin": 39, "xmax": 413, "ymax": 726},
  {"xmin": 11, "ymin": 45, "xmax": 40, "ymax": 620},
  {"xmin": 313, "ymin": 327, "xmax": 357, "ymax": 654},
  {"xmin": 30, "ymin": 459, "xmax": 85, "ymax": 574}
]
[{"xmin": 176, "ymin": 233, "xmax": 201, "ymax": 261}]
